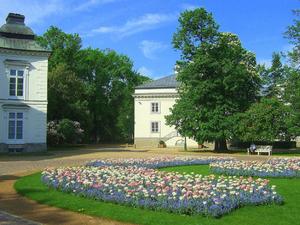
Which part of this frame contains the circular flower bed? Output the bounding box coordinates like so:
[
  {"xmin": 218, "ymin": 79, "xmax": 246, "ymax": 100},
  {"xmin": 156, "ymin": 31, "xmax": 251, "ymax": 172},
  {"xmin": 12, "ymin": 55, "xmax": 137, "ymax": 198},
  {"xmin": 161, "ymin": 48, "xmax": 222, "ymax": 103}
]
[
  {"xmin": 86, "ymin": 156, "xmax": 233, "ymax": 169},
  {"xmin": 210, "ymin": 158, "xmax": 300, "ymax": 177},
  {"xmin": 42, "ymin": 157, "xmax": 282, "ymax": 217}
]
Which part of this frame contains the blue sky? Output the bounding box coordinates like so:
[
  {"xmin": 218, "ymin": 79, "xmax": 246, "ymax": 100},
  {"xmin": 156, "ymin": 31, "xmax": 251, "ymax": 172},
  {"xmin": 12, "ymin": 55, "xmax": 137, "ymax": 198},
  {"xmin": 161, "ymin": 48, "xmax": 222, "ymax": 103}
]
[{"xmin": 0, "ymin": 0, "xmax": 298, "ymax": 78}]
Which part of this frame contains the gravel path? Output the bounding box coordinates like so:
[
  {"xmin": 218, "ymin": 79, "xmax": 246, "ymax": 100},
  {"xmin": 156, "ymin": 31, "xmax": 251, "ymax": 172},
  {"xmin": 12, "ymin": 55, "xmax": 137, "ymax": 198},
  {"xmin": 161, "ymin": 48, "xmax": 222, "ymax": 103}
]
[{"xmin": 0, "ymin": 147, "xmax": 271, "ymax": 176}]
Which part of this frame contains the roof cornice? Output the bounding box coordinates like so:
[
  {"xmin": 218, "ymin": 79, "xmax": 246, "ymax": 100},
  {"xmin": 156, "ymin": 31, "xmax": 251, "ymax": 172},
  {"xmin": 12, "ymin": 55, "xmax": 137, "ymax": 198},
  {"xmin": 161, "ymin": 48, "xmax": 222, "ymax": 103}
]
[
  {"xmin": 0, "ymin": 47, "xmax": 50, "ymax": 57},
  {"xmin": 133, "ymin": 93, "xmax": 179, "ymax": 98}
]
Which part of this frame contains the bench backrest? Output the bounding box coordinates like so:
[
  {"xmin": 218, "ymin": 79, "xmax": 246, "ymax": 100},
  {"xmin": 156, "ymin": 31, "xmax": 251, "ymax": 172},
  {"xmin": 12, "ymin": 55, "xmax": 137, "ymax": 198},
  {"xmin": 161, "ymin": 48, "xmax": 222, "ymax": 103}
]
[{"xmin": 256, "ymin": 145, "xmax": 273, "ymax": 151}]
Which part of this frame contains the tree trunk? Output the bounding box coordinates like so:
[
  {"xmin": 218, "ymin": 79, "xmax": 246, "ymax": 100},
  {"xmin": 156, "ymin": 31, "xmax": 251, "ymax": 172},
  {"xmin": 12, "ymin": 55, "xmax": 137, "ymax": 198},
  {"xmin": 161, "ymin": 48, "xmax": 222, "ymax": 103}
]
[{"xmin": 214, "ymin": 139, "xmax": 228, "ymax": 151}]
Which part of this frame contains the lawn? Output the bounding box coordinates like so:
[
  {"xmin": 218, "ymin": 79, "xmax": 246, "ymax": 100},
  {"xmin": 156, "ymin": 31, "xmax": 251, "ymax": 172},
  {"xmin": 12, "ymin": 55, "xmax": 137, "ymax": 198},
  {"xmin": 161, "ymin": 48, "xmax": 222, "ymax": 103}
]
[{"xmin": 15, "ymin": 165, "xmax": 300, "ymax": 225}]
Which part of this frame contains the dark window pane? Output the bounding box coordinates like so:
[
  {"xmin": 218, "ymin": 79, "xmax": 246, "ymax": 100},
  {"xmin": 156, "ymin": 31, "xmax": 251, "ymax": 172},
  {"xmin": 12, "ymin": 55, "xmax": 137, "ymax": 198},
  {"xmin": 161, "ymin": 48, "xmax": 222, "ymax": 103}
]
[
  {"xmin": 9, "ymin": 113, "xmax": 15, "ymax": 119},
  {"xmin": 8, "ymin": 121, "xmax": 15, "ymax": 139},
  {"xmin": 9, "ymin": 78, "xmax": 16, "ymax": 96},
  {"xmin": 9, "ymin": 89, "xmax": 15, "ymax": 96},
  {"xmin": 10, "ymin": 77, "xmax": 16, "ymax": 83},
  {"xmin": 17, "ymin": 113, "xmax": 23, "ymax": 119},
  {"xmin": 16, "ymin": 121, "xmax": 23, "ymax": 139},
  {"xmin": 10, "ymin": 69, "xmax": 16, "ymax": 76},
  {"xmin": 17, "ymin": 78, "xmax": 23, "ymax": 96},
  {"xmin": 17, "ymin": 90, "xmax": 23, "ymax": 96},
  {"xmin": 152, "ymin": 122, "xmax": 159, "ymax": 132},
  {"xmin": 17, "ymin": 70, "xmax": 24, "ymax": 77}
]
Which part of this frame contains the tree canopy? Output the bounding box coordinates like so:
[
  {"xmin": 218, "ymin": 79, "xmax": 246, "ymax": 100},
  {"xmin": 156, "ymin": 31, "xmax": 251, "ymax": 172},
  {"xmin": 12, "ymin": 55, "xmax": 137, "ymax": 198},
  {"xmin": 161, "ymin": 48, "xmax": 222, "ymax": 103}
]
[
  {"xmin": 38, "ymin": 27, "xmax": 149, "ymax": 143},
  {"xmin": 284, "ymin": 9, "xmax": 300, "ymax": 68},
  {"xmin": 283, "ymin": 8, "xmax": 300, "ymax": 139},
  {"xmin": 166, "ymin": 8, "xmax": 260, "ymax": 151}
]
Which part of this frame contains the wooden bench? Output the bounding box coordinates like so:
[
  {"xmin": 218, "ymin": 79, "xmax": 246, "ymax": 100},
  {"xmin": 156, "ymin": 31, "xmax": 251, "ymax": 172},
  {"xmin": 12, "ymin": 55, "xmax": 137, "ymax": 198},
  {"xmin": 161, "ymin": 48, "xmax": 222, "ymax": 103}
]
[{"xmin": 247, "ymin": 145, "xmax": 272, "ymax": 156}]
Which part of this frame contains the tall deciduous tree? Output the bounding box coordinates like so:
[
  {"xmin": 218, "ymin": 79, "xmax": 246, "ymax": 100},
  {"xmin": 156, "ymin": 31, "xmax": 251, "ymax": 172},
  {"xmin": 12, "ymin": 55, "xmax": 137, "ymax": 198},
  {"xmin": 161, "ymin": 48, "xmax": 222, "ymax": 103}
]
[
  {"xmin": 166, "ymin": 8, "xmax": 260, "ymax": 151},
  {"xmin": 284, "ymin": 8, "xmax": 300, "ymax": 138},
  {"xmin": 284, "ymin": 9, "xmax": 300, "ymax": 68},
  {"xmin": 37, "ymin": 26, "xmax": 82, "ymax": 71},
  {"xmin": 38, "ymin": 27, "xmax": 149, "ymax": 143},
  {"xmin": 173, "ymin": 8, "xmax": 219, "ymax": 60},
  {"xmin": 76, "ymin": 48, "xmax": 149, "ymax": 142}
]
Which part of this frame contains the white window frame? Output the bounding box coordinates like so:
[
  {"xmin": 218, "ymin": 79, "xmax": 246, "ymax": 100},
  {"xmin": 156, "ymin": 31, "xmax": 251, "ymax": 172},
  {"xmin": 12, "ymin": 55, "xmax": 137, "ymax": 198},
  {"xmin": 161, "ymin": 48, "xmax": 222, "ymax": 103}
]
[
  {"xmin": 150, "ymin": 102, "xmax": 160, "ymax": 114},
  {"xmin": 9, "ymin": 68, "xmax": 25, "ymax": 99},
  {"xmin": 7, "ymin": 112, "xmax": 24, "ymax": 143},
  {"xmin": 4, "ymin": 60, "xmax": 30, "ymax": 100},
  {"xmin": 151, "ymin": 121, "xmax": 160, "ymax": 133}
]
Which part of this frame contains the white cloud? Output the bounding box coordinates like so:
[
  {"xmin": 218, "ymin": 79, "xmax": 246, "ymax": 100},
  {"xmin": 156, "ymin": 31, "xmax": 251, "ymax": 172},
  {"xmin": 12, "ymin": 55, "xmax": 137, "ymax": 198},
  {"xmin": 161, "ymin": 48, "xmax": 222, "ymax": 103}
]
[
  {"xmin": 92, "ymin": 13, "xmax": 176, "ymax": 37},
  {"xmin": 137, "ymin": 66, "xmax": 153, "ymax": 77},
  {"xmin": 139, "ymin": 40, "xmax": 168, "ymax": 59},
  {"xmin": 74, "ymin": 0, "xmax": 117, "ymax": 11},
  {"xmin": 92, "ymin": 26, "xmax": 116, "ymax": 33}
]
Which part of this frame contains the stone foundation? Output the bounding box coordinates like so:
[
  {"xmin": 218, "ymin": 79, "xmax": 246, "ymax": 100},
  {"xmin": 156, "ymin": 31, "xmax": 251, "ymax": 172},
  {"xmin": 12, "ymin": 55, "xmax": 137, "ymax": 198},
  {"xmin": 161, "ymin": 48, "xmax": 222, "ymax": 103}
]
[
  {"xmin": 134, "ymin": 138, "xmax": 160, "ymax": 148},
  {"xmin": 0, "ymin": 143, "xmax": 47, "ymax": 153},
  {"xmin": 134, "ymin": 138, "xmax": 212, "ymax": 149}
]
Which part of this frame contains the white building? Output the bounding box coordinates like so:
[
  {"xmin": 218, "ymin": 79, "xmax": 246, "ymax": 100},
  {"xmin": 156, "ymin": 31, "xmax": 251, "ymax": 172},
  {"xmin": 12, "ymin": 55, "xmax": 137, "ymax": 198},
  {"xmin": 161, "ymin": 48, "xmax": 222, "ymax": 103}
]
[
  {"xmin": 0, "ymin": 13, "xmax": 50, "ymax": 152},
  {"xmin": 133, "ymin": 75, "xmax": 199, "ymax": 148}
]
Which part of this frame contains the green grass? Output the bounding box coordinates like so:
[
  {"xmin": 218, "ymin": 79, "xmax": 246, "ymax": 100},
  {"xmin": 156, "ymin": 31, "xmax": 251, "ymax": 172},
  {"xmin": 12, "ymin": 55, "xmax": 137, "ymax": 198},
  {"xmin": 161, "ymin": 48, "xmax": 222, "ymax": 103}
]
[{"xmin": 15, "ymin": 165, "xmax": 300, "ymax": 225}]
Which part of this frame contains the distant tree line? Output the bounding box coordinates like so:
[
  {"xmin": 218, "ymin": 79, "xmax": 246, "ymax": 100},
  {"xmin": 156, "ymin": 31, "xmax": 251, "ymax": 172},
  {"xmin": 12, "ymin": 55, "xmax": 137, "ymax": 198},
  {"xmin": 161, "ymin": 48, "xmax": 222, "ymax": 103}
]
[{"xmin": 37, "ymin": 27, "xmax": 149, "ymax": 145}]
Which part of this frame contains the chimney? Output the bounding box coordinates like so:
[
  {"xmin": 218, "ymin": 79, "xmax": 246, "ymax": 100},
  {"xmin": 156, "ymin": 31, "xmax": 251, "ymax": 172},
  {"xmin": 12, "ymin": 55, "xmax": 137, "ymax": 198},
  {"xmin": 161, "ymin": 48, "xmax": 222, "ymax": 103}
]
[
  {"xmin": 0, "ymin": 13, "xmax": 35, "ymax": 39},
  {"xmin": 6, "ymin": 13, "xmax": 25, "ymax": 25}
]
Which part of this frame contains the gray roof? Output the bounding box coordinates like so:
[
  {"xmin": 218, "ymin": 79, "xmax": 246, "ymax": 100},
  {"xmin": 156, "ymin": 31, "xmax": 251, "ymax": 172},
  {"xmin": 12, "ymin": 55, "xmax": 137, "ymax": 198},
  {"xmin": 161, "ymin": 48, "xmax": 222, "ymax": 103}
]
[
  {"xmin": 0, "ymin": 13, "xmax": 50, "ymax": 53},
  {"xmin": 136, "ymin": 75, "xmax": 179, "ymax": 89},
  {"xmin": 0, "ymin": 22, "xmax": 34, "ymax": 36}
]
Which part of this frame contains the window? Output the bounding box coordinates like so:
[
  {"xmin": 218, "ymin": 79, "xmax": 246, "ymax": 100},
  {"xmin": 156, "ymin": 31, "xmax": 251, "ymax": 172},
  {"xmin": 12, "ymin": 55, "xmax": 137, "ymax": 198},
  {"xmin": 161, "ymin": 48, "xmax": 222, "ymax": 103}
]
[
  {"xmin": 151, "ymin": 122, "xmax": 159, "ymax": 133},
  {"xmin": 8, "ymin": 112, "xmax": 23, "ymax": 140},
  {"xmin": 9, "ymin": 69, "xmax": 24, "ymax": 97},
  {"xmin": 151, "ymin": 102, "xmax": 160, "ymax": 113}
]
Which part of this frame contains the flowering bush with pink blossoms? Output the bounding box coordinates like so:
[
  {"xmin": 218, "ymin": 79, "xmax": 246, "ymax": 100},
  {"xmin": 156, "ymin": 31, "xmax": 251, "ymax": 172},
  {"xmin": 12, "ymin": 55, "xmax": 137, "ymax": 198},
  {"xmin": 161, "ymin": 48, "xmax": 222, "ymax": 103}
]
[{"xmin": 42, "ymin": 157, "xmax": 283, "ymax": 217}]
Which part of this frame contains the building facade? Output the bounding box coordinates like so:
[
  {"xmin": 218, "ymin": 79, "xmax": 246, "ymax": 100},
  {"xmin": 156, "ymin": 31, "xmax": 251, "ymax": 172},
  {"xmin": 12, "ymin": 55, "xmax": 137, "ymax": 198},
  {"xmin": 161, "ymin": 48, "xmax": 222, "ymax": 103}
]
[
  {"xmin": 0, "ymin": 13, "xmax": 50, "ymax": 152},
  {"xmin": 133, "ymin": 75, "xmax": 199, "ymax": 148}
]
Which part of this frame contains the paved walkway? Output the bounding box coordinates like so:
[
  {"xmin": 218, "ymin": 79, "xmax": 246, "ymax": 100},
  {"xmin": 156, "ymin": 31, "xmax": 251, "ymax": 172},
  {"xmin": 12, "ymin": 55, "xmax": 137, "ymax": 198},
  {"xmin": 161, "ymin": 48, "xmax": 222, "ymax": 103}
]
[
  {"xmin": 0, "ymin": 147, "xmax": 274, "ymax": 225},
  {"xmin": 0, "ymin": 211, "xmax": 41, "ymax": 225}
]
